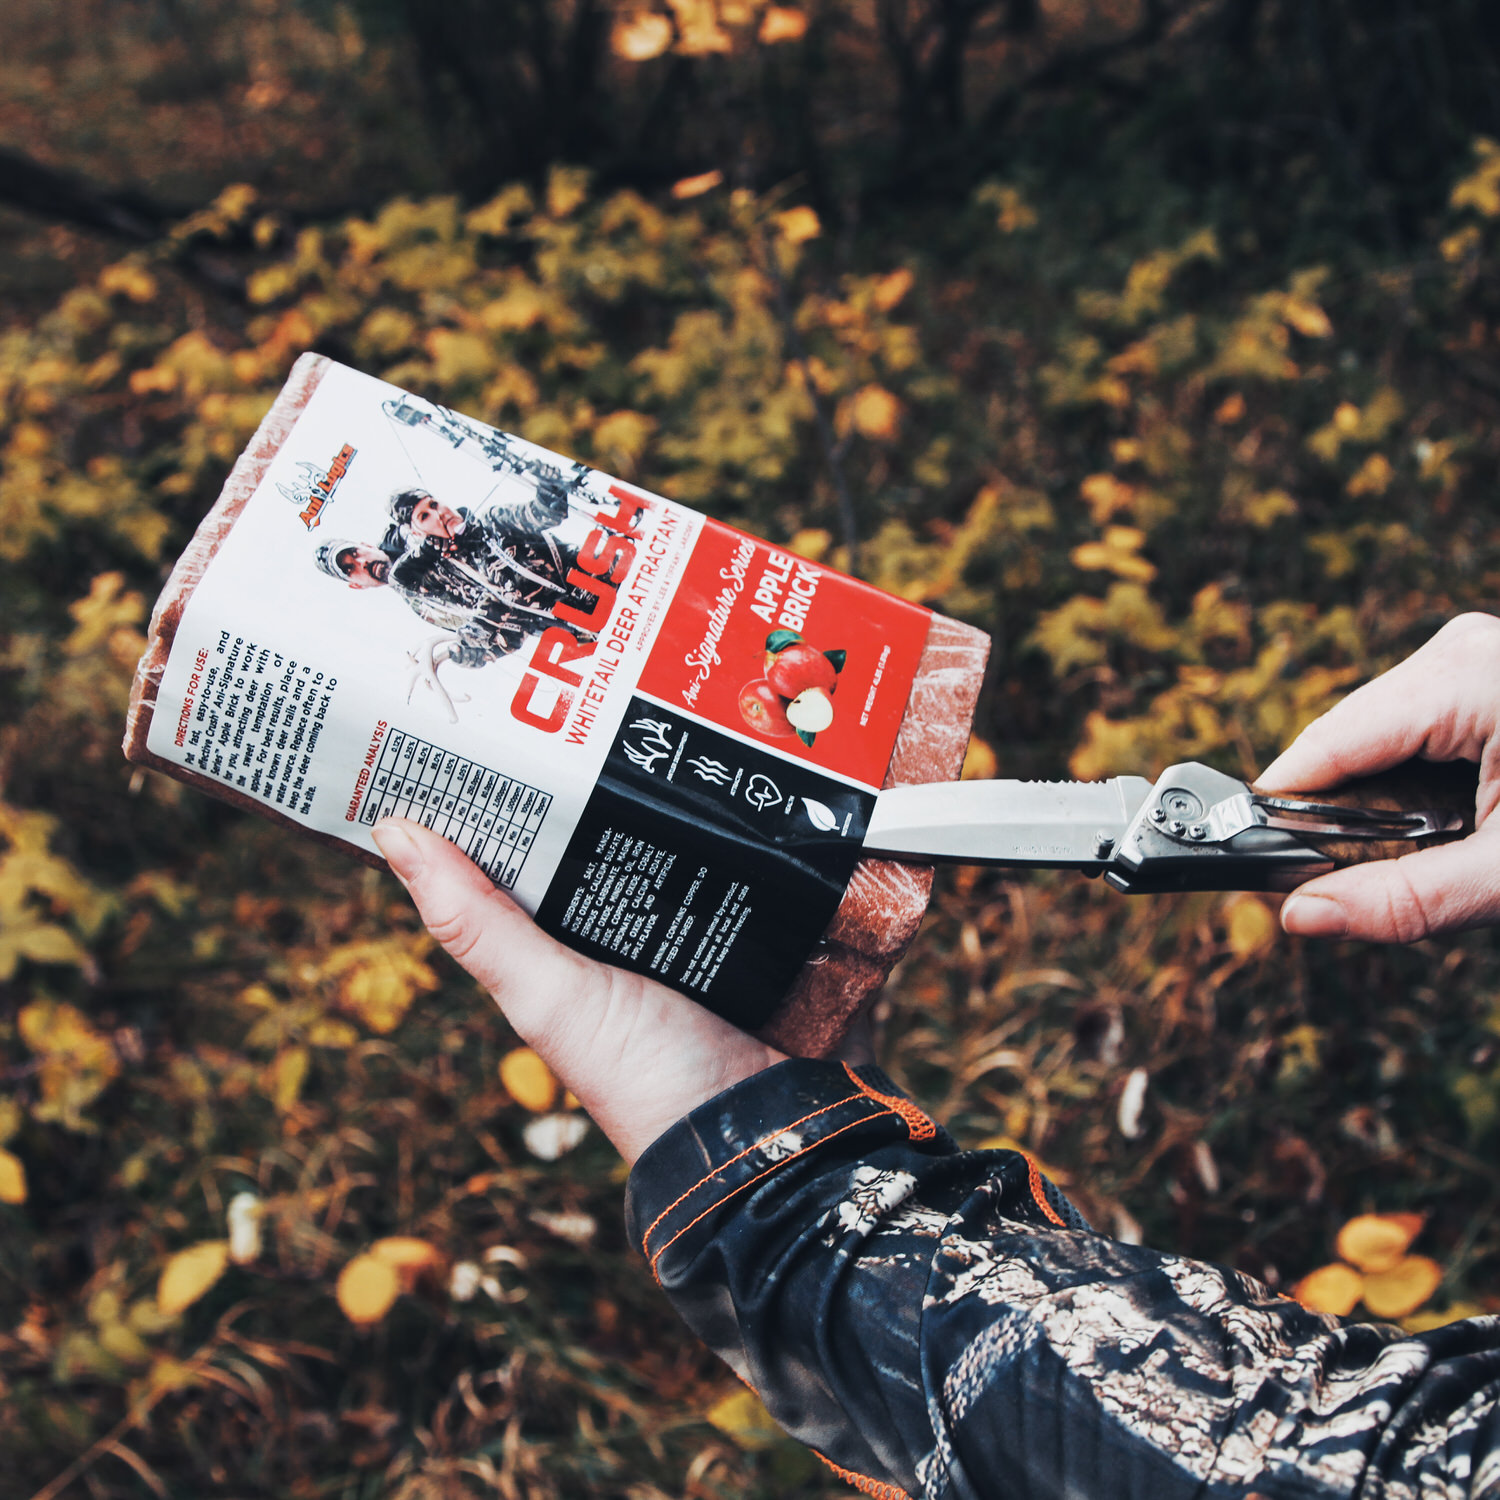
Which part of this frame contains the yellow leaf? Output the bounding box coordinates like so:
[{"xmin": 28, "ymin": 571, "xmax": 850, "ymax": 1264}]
[
  {"xmin": 758, "ymin": 6, "xmax": 808, "ymax": 42},
  {"xmin": 17, "ymin": 999, "xmax": 120, "ymax": 1130},
  {"xmin": 1402, "ymin": 1300, "xmax": 1486, "ymax": 1334},
  {"xmin": 1336, "ymin": 1212, "xmax": 1423, "ymax": 1274},
  {"xmin": 1292, "ymin": 1262, "xmax": 1364, "ymax": 1316},
  {"xmin": 157, "ymin": 1241, "xmax": 230, "ymax": 1316},
  {"xmin": 337, "ymin": 1253, "xmax": 400, "ymax": 1326},
  {"xmin": 0, "ymin": 1147, "xmax": 26, "ymax": 1204},
  {"xmin": 705, "ymin": 1387, "xmax": 784, "ymax": 1450},
  {"xmin": 1361, "ymin": 1255, "xmax": 1443, "ymax": 1320},
  {"xmin": 612, "ymin": 11, "xmax": 674, "ymax": 58},
  {"xmin": 307, "ymin": 1018, "xmax": 359, "ymax": 1048},
  {"xmin": 323, "ymin": 937, "xmax": 438, "ymax": 1034},
  {"xmin": 1070, "ymin": 525, "xmax": 1155, "ymax": 582},
  {"xmin": 775, "ymin": 206, "xmax": 821, "ymax": 245},
  {"xmin": 671, "ymin": 170, "xmax": 724, "ymax": 200},
  {"xmin": 871, "ymin": 268, "xmax": 914, "ymax": 312},
  {"xmin": 98, "ymin": 263, "xmax": 158, "ymax": 303},
  {"xmin": 267, "ymin": 1046, "xmax": 310, "ymax": 1112},
  {"xmin": 1225, "ymin": 894, "xmax": 1277, "ymax": 958},
  {"xmin": 961, "ymin": 736, "xmax": 998, "ymax": 781},
  {"xmin": 1079, "ymin": 473, "xmax": 1137, "ymax": 525},
  {"xmin": 1346, "ymin": 453, "xmax": 1393, "ymax": 497},
  {"xmin": 1281, "ymin": 297, "xmax": 1333, "ymax": 338},
  {"xmin": 848, "ymin": 384, "xmax": 903, "ymax": 441},
  {"xmin": 500, "ymin": 1047, "xmax": 560, "ymax": 1113}
]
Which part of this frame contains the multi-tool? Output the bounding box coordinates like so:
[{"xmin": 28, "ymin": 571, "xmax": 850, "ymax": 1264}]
[{"xmin": 862, "ymin": 759, "xmax": 1478, "ymax": 893}]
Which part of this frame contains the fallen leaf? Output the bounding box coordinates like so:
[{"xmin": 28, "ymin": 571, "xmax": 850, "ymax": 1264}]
[
  {"xmin": 1361, "ymin": 1255, "xmax": 1443, "ymax": 1320},
  {"xmin": 706, "ymin": 1387, "xmax": 783, "ymax": 1449},
  {"xmin": 337, "ymin": 1254, "xmax": 400, "ymax": 1326},
  {"xmin": 775, "ymin": 206, "xmax": 821, "ymax": 244},
  {"xmin": 1292, "ymin": 1261, "xmax": 1364, "ymax": 1317},
  {"xmin": 758, "ymin": 6, "xmax": 807, "ymax": 42},
  {"xmin": 612, "ymin": 12, "xmax": 674, "ymax": 59},
  {"xmin": 1226, "ymin": 894, "xmax": 1278, "ymax": 958},
  {"xmin": 500, "ymin": 1047, "xmax": 559, "ymax": 1113},
  {"xmin": 0, "ymin": 1147, "xmax": 26, "ymax": 1205},
  {"xmin": 158, "ymin": 1241, "xmax": 230, "ymax": 1316},
  {"xmin": 849, "ymin": 384, "xmax": 902, "ymax": 441},
  {"xmin": 671, "ymin": 170, "xmax": 724, "ymax": 200},
  {"xmin": 1336, "ymin": 1212, "xmax": 1423, "ymax": 1274}
]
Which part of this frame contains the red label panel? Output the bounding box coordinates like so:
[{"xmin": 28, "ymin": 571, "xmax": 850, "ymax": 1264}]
[{"xmin": 637, "ymin": 519, "xmax": 932, "ymax": 788}]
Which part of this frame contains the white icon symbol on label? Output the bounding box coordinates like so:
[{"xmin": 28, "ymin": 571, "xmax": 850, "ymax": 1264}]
[
  {"xmin": 622, "ymin": 717, "xmax": 675, "ymax": 774},
  {"xmin": 744, "ymin": 774, "xmax": 783, "ymax": 812},
  {"xmin": 687, "ymin": 755, "xmax": 734, "ymax": 786},
  {"xmin": 801, "ymin": 797, "xmax": 839, "ymax": 832}
]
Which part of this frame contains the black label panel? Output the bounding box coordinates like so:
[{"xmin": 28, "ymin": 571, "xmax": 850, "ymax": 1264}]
[{"xmin": 536, "ymin": 697, "xmax": 874, "ymax": 1029}]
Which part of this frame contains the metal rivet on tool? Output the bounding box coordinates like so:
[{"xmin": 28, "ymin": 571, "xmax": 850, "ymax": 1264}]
[
  {"xmin": 1092, "ymin": 832, "xmax": 1115, "ymax": 858},
  {"xmin": 1168, "ymin": 819, "xmax": 1186, "ymax": 835},
  {"xmin": 1150, "ymin": 806, "xmax": 1167, "ymax": 824},
  {"xmin": 1188, "ymin": 824, "xmax": 1206, "ymax": 840}
]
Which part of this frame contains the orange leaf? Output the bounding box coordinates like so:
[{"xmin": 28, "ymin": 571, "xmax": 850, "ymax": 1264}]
[
  {"xmin": 1336, "ymin": 1212, "xmax": 1423, "ymax": 1274},
  {"xmin": 1361, "ymin": 1255, "xmax": 1443, "ymax": 1320},
  {"xmin": 849, "ymin": 384, "xmax": 903, "ymax": 441},
  {"xmin": 337, "ymin": 1254, "xmax": 400, "ymax": 1327},
  {"xmin": 758, "ymin": 6, "xmax": 808, "ymax": 42},
  {"xmin": 775, "ymin": 206, "xmax": 821, "ymax": 245},
  {"xmin": 1291, "ymin": 1262, "xmax": 1364, "ymax": 1316},
  {"xmin": 500, "ymin": 1047, "xmax": 559, "ymax": 1113},
  {"xmin": 612, "ymin": 12, "xmax": 674, "ymax": 59},
  {"xmin": 671, "ymin": 170, "xmax": 724, "ymax": 200}
]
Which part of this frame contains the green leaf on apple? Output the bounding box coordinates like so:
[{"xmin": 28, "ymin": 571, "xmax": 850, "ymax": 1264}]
[
  {"xmin": 797, "ymin": 729, "xmax": 817, "ymax": 747},
  {"xmin": 822, "ymin": 649, "xmax": 847, "ymax": 673},
  {"xmin": 765, "ymin": 629, "xmax": 803, "ymax": 655}
]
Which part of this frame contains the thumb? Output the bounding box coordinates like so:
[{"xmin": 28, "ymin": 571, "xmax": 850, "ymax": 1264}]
[{"xmin": 1280, "ymin": 826, "xmax": 1500, "ymax": 942}]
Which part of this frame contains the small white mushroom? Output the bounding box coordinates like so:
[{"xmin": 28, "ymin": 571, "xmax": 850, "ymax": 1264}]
[
  {"xmin": 226, "ymin": 1191, "xmax": 263, "ymax": 1265},
  {"xmin": 449, "ymin": 1260, "xmax": 483, "ymax": 1302},
  {"xmin": 523, "ymin": 1113, "xmax": 590, "ymax": 1161},
  {"xmin": 1117, "ymin": 1067, "xmax": 1148, "ymax": 1140}
]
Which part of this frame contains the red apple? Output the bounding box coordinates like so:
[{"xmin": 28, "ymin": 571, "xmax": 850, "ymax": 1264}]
[
  {"xmin": 739, "ymin": 679, "xmax": 796, "ymax": 737},
  {"xmin": 765, "ymin": 640, "xmax": 838, "ymax": 698}
]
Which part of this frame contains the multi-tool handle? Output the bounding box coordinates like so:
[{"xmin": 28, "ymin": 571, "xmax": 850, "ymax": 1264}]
[{"xmin": 1105, "ymin": 758, "xmax": 1478, "ymax": 894}]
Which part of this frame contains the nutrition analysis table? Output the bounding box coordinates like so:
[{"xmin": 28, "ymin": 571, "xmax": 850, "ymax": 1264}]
[{"xmin": 356, "ymin": 726, "xmax": 551, "ymax": 889}]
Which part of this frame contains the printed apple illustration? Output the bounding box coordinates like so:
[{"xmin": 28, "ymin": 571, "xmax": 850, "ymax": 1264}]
[
  {"xmin": 766, "ymin": 640, "xmax": 838, "ymax": 698},
  {"xmin": 739, "ymin": 679, "xmax": 797, "ymax": 737},
  {"xmin": 786, "ymin": 686, "xmax": 835, "ymax": 734}
]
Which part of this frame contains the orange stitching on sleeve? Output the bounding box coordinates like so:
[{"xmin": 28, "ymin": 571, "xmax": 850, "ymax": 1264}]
[
  {"xmin": 814, "ymin": 1450, "xmax": 915, "ymax": 1500},
  {"xmin": 842, "ymin": 1062, "xmax": 937, "ymax": 1141},
  {"xmin": 1022, "ymin": 1151, "xmax": 1067, "ymax": 1228},
  {"xmin": 639, "ymin": 1090, "xmax": 864, "ymax": 1262},
  {"xmin": 650, "ymin": 1110, "xmax": 892, "ymax": 1280}
]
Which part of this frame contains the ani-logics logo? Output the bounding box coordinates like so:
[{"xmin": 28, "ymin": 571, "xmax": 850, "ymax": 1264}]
[{"xmin": 279, "ymin": 443, "xmax": 356, "ymax": 530}]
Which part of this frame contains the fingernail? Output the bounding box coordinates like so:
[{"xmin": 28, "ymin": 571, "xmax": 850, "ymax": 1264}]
[
  {"xmin": 372, "ymin": 820, "xmax": 423, "ymax": 885},
  {"xmin": 1281, "ymin": 894, "xmax": 1347, "ymax": 937}
]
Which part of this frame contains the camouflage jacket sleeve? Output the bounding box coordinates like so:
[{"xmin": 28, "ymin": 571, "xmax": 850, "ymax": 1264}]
[{"xmin": 625, "ymin": 1058, "xmax": 1500, "ymax": 1500}]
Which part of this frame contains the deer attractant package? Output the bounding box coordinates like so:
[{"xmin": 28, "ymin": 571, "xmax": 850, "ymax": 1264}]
[{"xmin": 126, "ymin": 355, "xmax": 987, "ymax": 1048}]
